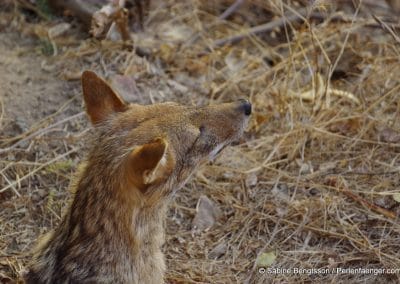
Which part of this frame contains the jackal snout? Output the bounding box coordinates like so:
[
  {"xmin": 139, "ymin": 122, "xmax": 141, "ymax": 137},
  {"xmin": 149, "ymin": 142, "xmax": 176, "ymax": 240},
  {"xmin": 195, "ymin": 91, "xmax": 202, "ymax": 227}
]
[{"xmin": 185, "ymin": 98, "xmax": 251, "ymax": 161}]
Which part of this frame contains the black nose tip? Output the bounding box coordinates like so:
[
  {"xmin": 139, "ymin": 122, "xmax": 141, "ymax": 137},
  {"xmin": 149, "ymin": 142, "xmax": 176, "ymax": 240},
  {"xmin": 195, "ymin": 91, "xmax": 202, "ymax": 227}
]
[{"xmin": 238, "ymin": 99, "xmax": 252, "ymax": 116}]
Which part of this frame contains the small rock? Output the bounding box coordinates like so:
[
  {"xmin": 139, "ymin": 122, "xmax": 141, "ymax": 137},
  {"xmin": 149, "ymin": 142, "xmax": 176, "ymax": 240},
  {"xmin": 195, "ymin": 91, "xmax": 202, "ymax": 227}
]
[
  {"xmin": 245, "ymin": 173, "xmax": 258, "ymax": 187},
  {"xmin": 374, "ymin": 196, "xmax": 396, "ymax": 209},
  {"xmin": 208, "ymin": 242, "xmax": 227, "ymax": 259},
  {"xmin": 272, "ymin": 183, "xmax": 290, "ymax": 202},
  {"xmin": 296, "ymin": 159, "xmax": 313, "ymax": 174},
  {"xmin": 379, "ymin": 127, "xmax": 400, "ymax": 143},
  {"xmin": 191, "ymin": 195, "xmax": 222, "ymax": 234}
]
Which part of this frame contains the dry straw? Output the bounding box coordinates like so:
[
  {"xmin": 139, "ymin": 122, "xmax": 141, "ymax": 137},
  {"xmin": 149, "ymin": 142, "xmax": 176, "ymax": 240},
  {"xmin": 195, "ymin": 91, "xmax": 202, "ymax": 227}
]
[{"xmin": 1, "ymin": 0, "xmax": 400, "ymax": 283}]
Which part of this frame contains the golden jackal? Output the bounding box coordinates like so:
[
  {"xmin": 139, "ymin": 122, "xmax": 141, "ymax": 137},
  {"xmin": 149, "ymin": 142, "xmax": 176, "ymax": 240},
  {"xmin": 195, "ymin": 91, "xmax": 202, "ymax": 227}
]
[{"xmin": 25, "ymin": 71, "xmax": 251, "ymax": 283}]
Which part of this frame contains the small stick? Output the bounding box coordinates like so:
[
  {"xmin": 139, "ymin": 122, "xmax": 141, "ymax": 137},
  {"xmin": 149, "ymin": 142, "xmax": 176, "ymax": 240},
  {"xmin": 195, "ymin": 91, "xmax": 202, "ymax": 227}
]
[
  {"xmin": 218, "ymin": 0, "xmax": 245, "ymax": 20},
  {"xmin": 0, "ymin": 112, "xmax": 84, "ymax": 154},
  {"xmin": 341, "ymin": 188, "xmax": 397, "ymax": 220},
  {"xmin": 326, "ymin": 177, "xmax": 397, "ymax": 220},
  {"xmin": 47, "ymin": 0, "xmax": 95, "ymax": 26},
  {"xmin": 213, "ymin": 7, "xmax": 308, "ymax": 47},
  {"xmin": 0, "ymin": 148, "xmax": 78, "ymax": 194},
  {"xmin": 372, "ymin": 14, "xmax": 400, "ymax": 44},
  {"xmin": 16, "ymin": 0, "xmax": 52, "ymax": 20},
  {"xmin": 212, "ymin": 8, "xmax": 395, "ymax": 49},
  {"xmin": 0, "ymin": 172, "xmax": 21, "ymax": 197}
]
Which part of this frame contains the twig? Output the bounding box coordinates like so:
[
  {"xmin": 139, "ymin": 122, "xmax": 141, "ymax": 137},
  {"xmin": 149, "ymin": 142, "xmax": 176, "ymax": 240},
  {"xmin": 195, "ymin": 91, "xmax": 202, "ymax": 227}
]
[
  {"xmin": 328, "ymin": 1, "xmax": 361, "ymax": 81},
  {"xmin": 372, "ymin": 14, "xmax": 400, "ymax": 44},
  {"xmin": 0, "ymin": 112, "xmax": 84, "ymax": 154},
  {"xmin": 0, "ymin": 96, "xmax": 4, "ymax": 131},
  {"xmin": 212, "ymin": 6, "xmax": 394, "ymax": 49},
  {"xmin": 326, "ymin": 177, "xmax": 397, "ymax": 220},
  {"xmin": 343, "ymin": 189, "xmax": 397, "ymax": 220},
  {"xmin": 47, "ymin": 0, "xmax": 95, "ymax": 26},
  {"xmin": 91, "ymin": 0, "xmax": 132, "ymax": 41},
  {"xmin": 1, "ymin": 94, "xmax": 80, "ymax": 145},
  {"xmin": 0, "ymin": 147, "xmax": 78, "ymax": 194},
  {"xmin": 16, "ymin": 0, "xmax": 51, "ymax": 20},
  {"xmin": 0, "ymin": 172, "xmax": 20, "ymax": 197},
  {"xmin": 218, "ymin": 0, "xmax": 245, "ymax": 20},
  {"xmin": 213, "ymin": 8, "xmax": 308, "ymax": 47}
]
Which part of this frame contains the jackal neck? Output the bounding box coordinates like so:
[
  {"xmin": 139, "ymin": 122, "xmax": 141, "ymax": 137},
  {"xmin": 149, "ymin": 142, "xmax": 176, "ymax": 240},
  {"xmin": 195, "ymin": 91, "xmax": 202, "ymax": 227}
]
[{"xmin": 65, "ymin": 162, "xmax": 168, "ymax": 252}]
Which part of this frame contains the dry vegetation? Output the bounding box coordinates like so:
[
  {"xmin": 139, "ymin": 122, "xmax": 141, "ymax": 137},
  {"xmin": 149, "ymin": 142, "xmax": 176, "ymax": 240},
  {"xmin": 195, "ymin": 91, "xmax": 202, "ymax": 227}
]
[{"xmin": 1, "ymin": 0, "xmax": 400, "ymax": 283}]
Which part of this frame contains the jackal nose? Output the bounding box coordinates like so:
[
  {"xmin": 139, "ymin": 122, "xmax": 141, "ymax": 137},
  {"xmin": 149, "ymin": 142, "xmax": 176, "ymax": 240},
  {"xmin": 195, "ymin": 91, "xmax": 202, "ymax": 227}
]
[{"xmin": 238, "ymin": 99, "xmax": 252, "ymax": 116}]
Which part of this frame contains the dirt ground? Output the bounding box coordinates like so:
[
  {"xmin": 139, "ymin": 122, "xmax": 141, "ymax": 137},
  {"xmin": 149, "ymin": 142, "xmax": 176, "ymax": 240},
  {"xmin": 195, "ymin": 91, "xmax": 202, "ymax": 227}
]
[{"xmin": 1, "ymin": 1, "xmax": 400, "ymax": 283}]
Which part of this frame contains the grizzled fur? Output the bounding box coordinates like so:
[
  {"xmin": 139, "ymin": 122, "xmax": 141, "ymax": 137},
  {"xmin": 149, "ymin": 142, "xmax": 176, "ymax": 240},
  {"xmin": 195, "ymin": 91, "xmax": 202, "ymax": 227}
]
[{"xmin": 25, "ymin": 71, "xmax": 250, "ymax": 283}]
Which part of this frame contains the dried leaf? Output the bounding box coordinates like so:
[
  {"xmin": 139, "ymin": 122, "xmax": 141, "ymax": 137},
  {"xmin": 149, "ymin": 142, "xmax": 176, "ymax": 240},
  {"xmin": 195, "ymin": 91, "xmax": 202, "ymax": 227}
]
[
  {"xmin": 61, "ymin": 70, "xmax": 82, "ymax": 81},
  {"xmin": 91, "ymin": 9, "xmax": 116, "ymax": 39},
  {"xmin": 158, "ymin": 43, "xmax": 175, "ymax": 63},
  {"xmin": 90, "ymin": 3, "xmax": 130, "ymax": 41},
  {"xmin": 254, "ymin": 113, "xmax": 269, "ymax": 128},
  {"xmin": 48, "ymin": 23, "xmax": 71, "ymax": 39},
  {"xmin": 184, "ymin": 58, "xmax": 208, "ymax": 76},
  {"xmin": 329, "ymin": 118, "xmax": 361, "ymax": 135},
  {"xmin": 159, "ymin": 24, "xmax": 192, "ymax": 42},
  {"xmin": 167, "ymin": 79, "xmax": 189, "ymax": 93},
  {"xmin": 256, "ymin": 251, "xmax": 276, "ymax": 267},
  {"xmin": 393, "ymin": 193, "xmax": 400, "ymax": 203},
  {"xmin": 319, "ymin": 161, "xmax": 337, "ymax": 172}
]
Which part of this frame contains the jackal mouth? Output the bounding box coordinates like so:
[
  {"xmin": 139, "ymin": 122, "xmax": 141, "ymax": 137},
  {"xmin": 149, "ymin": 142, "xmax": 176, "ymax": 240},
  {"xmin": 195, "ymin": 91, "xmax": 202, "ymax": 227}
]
[
  {"xmin": 212, "ymin": 144, "xmax": 225, "ymax": 158},
  {"xmin": 216, "ymin": 145, "xmax": 226, "ymax": 155},
  {"xmin": 209, "ymin": 142, "xmax": 230, "ymax": 161},
  {"xmin": 209, "ymin": 115, "xmax": 249, "ymax": 160}
]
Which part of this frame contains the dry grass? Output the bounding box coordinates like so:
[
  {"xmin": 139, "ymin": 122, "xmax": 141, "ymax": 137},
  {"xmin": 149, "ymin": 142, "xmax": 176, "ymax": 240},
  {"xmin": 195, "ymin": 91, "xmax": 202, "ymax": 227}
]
[{"xmin": 1, "ymin": 0, "xmax": 400, "ymax": 283}]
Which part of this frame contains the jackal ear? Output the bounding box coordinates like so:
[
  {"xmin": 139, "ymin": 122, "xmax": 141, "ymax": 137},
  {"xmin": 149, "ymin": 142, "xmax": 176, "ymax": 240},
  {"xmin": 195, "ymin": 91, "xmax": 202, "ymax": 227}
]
[
  {"xmin": 81, "ymin": 70, "xmax": 127, "ymax": 124},
  {"xmin": 129, "ymin": 138, "xmax": 175, "ymax": 192}
]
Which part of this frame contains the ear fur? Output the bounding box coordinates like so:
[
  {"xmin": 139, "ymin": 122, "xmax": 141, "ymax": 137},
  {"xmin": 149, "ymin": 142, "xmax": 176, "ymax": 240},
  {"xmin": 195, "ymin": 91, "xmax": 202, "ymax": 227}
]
[
  {"xmin": 81, "ymin": 70, "xmax": 127, "ymax": 124},
  {"xmin": 128, "ymin": 138, "xmax": 175, "ymax": 192}
]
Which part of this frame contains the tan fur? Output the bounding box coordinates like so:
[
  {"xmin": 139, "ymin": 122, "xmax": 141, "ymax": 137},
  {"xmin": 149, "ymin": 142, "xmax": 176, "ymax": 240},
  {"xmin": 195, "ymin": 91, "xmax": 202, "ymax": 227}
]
[{"xmin": 25, "ymin": 71, "xmax": 251, "ymax": 283}]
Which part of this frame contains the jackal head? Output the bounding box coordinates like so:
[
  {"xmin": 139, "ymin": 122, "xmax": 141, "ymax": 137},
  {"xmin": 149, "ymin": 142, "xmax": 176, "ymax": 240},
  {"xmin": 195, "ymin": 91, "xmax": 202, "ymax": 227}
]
[{"xmin": 81, "ymin": 71, "xmax": 251, "ymax": 204}]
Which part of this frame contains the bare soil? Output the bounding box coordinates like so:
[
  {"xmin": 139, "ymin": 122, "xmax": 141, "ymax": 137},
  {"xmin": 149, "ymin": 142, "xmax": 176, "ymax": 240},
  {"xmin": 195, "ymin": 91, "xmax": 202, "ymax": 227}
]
[{"xmin": 1, "ymin": 1, "xmax": 400, "ymax": 283}]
